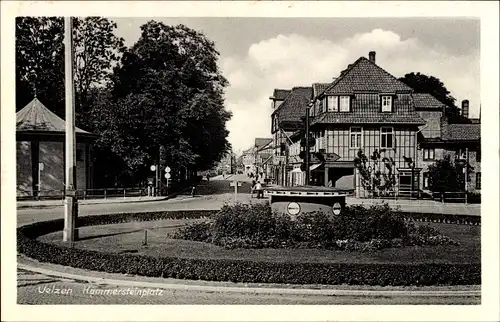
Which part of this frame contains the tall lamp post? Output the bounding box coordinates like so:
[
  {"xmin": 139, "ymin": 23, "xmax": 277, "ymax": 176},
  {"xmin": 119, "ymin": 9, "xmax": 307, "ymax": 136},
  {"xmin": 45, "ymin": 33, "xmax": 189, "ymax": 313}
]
[{"xmin": 63, "ymin": 17, "xmax": 78, "ymax": 243}]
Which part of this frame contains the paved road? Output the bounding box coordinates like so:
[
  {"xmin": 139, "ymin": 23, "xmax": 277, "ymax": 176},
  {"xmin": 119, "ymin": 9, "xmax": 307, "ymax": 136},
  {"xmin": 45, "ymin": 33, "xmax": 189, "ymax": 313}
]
[
  {"xmin": 16, "ymin": 177, "xmax": 480, "ymax": 305},
  {"xmin": 17, "ymin": 269, "xmax": 479, "ymax": 305}
]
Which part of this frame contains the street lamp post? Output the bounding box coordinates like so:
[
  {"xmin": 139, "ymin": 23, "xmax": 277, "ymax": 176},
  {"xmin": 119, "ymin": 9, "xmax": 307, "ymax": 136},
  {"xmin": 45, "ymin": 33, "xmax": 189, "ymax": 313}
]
[{"xmin": 63, "ymin": 17, "xmax": 78, "ymax": 243}]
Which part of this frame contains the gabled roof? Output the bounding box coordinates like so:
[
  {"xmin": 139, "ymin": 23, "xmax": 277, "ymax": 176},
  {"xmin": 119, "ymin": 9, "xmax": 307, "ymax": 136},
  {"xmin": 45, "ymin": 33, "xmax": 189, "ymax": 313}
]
[
  {"xmin": 274, "ymin": 86, "xmax": 312, "ymax": 128},
  {"xmin": 271, "ymin": 89, "xmax": 291, "ymax": 100},
  {"xmin": 312, "ymin": 83, "xmax": 330, "ymax": 97},
  {"xmin": 255, "ymin": 138, "xmax": 273, "ymax": 150},
  {"xmin": 412, "ymin": 93, "xmax": 447, "ymax": 110},
  {"xmin": 442, "ymin": 123, "xmax": 481, "ymax": 141},
  {"xmin": 321, "ymin": 57, "xmax": 413, "ymax": 96},
  {"xmin": 16, "ymin": 98, "xmax": 91, "ymax": 134}
]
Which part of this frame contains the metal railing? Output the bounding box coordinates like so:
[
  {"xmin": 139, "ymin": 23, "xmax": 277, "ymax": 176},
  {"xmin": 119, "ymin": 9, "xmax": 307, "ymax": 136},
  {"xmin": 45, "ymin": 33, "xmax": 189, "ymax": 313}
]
[{"xmin": 17, "ymin": 187, "xmax": 149, "ymax": 201}]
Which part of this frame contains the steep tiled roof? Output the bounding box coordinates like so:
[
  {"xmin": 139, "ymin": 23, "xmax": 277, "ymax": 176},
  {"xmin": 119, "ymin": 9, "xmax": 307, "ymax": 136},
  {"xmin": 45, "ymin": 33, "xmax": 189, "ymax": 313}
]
[
  {"xmin": 311, "ymin": 93, "xmax": 425, "ymax": 125},
  {"xmin": 322, "ymin": 57, "xmax": 413, "ymax": 96},
  {"xmin": 275, "ymin": 86, "xmax": 312, "ymax": 126},
  {"xmin": 412, "ymin": 93, "xmax": 447, "ymax": 110},
  {"xmin": 312, "ymin": 83, "xmax": 330, "ymax": 97},
  {"xmin": 16, "ymin": 98, "xmax": 91, "ymax": 134},
  {"xmin": 255, "ymin": 138, "xmax": 272, "ymax": 149},
  {"xmin": 272, "ymin": 89, "xmax": 291, "ymax": 100},
  {"xmin": 443, "ymin": 123, "xmax": 480, "ymax": 141}
]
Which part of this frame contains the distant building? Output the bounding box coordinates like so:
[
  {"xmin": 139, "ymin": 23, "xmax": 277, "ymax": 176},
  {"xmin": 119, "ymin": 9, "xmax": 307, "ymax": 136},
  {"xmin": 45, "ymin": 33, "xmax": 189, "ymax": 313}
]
[
  {"xmin": 16, "ymin": 97, "xmax": 97, "ymax": 198},
  {"xmin": 415, "ymin": 97, "xmax": 481, "ymax": 192}
]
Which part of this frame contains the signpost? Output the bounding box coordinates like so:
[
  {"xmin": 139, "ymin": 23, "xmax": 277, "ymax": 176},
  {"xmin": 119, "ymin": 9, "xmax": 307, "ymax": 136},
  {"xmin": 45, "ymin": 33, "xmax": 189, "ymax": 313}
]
[
  {"xmin": 229, "ymin": 180, "xmax": 242, "ymax": 203},
  {"xmin": 165, "ymin": 166, "xmax": 171, "ymax": 196},
  {"xmin": 38, "ymin": 162, "xmax": 44, "ymax": 198},
  {"xmin": 333, "ymin": 202, "xmax": 342, "ymax": 215}
]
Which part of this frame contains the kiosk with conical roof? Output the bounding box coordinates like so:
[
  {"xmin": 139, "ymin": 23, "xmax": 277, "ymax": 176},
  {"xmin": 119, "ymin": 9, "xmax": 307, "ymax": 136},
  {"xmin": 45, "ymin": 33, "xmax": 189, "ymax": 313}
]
[{"xmin": 16, "ymin": 97, "xmax": 97, "ymax": 198}]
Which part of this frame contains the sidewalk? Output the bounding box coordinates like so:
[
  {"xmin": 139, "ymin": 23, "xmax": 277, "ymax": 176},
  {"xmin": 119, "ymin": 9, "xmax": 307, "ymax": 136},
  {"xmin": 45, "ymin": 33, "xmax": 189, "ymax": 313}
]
[
  {"xmin": 346, "ymin": 197, "xmax": 480, "ymax": 216},
  {"xmin": 17, "ymin": 196, "xmax": 166, "ymax": 209}
]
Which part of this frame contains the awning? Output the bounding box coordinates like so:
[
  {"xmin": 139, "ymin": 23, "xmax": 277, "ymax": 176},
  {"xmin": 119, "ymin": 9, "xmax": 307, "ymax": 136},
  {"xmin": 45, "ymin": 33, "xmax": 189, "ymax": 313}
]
[
  {"xmin": 310, "ymin": 163, "xmax": 322, "ymax": 171},
  {"xmin": 290, "ymin": 168, "xmax": 302, "ymax": 173}
]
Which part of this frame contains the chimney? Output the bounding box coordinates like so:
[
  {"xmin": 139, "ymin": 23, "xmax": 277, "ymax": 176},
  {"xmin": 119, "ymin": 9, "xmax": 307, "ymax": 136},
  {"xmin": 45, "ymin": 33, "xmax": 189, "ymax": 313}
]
[
  {"xmin": 369, "ymin": 51, "xmax": 376, "ymax": 64},
  {"xmin": 461, "ymin": 99, "xmax": 469, "ymax": 119}
]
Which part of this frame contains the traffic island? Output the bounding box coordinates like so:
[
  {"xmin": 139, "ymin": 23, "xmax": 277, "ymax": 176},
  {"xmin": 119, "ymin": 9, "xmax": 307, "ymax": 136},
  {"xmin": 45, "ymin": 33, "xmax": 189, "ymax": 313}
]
[{"xmin": 17, "ymin": 207, "xmax": 480, "ymax": 286}]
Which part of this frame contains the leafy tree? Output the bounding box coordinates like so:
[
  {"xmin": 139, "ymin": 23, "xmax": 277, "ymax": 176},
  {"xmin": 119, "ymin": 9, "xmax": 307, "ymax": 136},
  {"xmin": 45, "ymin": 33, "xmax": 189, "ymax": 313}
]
[
  {"xmin": 16, "ymin": 17, "xmax": 65, "ymax": 116},
  {"xmin": 427, "ymin": 154, "xmax": 472, "ymax": 194},
  {"xmin": 15, "ymin": 16, "xmax": 124, "ymax": 126},
  {"xmin": 93, "ymin": 21, "xmax": 231, "ymax": 183}
]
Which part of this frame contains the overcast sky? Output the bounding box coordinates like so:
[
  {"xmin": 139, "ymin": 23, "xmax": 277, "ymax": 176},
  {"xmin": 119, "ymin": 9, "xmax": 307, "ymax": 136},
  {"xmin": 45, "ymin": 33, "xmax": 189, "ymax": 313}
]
[{"xmin": 111, "ymin": 17, "xmax": 480, "ymax": 154}]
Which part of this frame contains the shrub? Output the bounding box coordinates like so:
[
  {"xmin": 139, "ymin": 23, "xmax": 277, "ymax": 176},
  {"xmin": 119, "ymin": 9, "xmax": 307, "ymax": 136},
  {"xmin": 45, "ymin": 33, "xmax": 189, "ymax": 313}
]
[
  {"xmin": 172, "ymin": 203, "xmax": 461, "ymax": 251},
  {"xmin": 17, "ymin": 210, "xmax": 480, "ymax": 286}
]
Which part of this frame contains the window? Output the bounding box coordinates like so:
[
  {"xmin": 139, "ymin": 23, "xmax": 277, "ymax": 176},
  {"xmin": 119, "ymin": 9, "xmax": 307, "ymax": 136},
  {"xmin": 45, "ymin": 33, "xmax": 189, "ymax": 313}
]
[
  {"xmin": 476, "ymin": 172, "xmax": 481, "ymax": 189},
  {"xmin": 476, "ymin": 150, "xmax": 481, "ymax": 162},
  {"xmin": 381, "ymin": 95, "xmax": 393, "ymax": 112},
  {"xmin": 322, "ymin": 98, "xmax": 327, "ymax": 113},
  {"xmin": 423, "ymin": 172, "xmax": 430, "ymax": 189},
  {"xmin": 423, "ymin": 148, "xmax": 435, "ymax": 160},
  {"xmin": 350, "ymin": 127, "xmax": 362, "ymax": 148},
  {"xmin": 327, "ymin": 96, "xmax": 338, "ymax": 112},
  {"xmin": 380, "ymin": 127, "xmax": 394, "ymax": 148},
  {"xmin": 339, "ymin": 96, "xmax": 351, "ymax": 112}
]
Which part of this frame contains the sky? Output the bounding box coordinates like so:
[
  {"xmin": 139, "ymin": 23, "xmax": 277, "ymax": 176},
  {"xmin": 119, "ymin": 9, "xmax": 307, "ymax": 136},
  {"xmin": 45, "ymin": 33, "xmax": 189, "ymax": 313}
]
[{"xmin": 111, "ymin": 17, "xmax": 480, "ymax": 155}]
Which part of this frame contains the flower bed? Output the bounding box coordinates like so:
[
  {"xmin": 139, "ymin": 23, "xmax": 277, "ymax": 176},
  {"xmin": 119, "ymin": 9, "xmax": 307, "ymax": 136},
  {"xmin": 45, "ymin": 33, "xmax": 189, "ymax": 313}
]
[
  {"xmin": 17, "ymin": 209, "xmax": 480, "ymax": 286},
  {"xmin": 173, "ymin": 203, "xmax": 460, "ymax": 251}
]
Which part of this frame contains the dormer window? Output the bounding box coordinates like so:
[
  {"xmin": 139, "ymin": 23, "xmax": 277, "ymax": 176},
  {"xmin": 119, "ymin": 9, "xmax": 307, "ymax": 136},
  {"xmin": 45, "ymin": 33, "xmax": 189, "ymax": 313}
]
[
  {"xmin": 327, "ymin": 96, "xmax": 338, "ymax": 112},
  {"xmin": 381, "ymin": 95, "xmax": 393, "ymax": 112},
  {"xmin": 339, "ymin": 96, "xmax": 351, "ymax": 112}
]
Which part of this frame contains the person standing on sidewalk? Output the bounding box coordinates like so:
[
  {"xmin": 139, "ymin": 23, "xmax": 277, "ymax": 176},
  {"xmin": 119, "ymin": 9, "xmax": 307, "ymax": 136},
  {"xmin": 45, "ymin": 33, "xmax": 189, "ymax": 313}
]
[{"xmin": 254, "ymin": 181, "xmax": 264, "ymax": 199}]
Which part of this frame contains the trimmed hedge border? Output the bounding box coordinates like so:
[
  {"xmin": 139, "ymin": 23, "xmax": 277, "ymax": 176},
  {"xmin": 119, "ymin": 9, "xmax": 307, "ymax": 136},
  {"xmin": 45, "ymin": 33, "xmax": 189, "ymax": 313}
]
[{"xmin": 17, "ymin": 210, "xmax": 481, "ymax": 286}]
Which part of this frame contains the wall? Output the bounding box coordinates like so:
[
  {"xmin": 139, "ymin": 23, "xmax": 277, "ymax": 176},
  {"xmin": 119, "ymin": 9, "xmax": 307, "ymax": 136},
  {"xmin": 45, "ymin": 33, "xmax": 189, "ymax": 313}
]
[
  {"xmin": 38, "ymin": 141, "xmax": 64, "ymax": 196},
  {"xmin": 324, "ymin": 125, "xmax": 416, "ymax": 170},
  {"xmin": 16, "ymin": 141, "xmax": 32, "ymax": 196}
]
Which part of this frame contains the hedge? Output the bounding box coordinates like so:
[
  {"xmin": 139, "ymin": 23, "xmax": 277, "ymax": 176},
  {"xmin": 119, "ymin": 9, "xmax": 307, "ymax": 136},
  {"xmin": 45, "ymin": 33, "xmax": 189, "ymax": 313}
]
[{"xmin": 17, "ymin": 210, "xmax": 481, "ymax": 286}]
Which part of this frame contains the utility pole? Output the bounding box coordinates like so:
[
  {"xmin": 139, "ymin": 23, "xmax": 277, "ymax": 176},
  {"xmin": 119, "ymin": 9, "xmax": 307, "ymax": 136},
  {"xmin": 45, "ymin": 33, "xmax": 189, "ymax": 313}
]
[
  {"xmin": 63, "ymin": 17, "xmax": 78, "ymax": 243},
  {"xmin": 305, "ymin": 103, "xmax": 311, "ymax": 186},
  {"xmin": 465, "ymin": 147, "xmax": 469, "ymax": 204}
]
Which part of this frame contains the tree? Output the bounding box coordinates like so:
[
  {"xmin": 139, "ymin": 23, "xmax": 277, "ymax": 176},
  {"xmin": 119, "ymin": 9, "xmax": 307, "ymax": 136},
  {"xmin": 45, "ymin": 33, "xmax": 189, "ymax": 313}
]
[
  {"xmin": 16, "ymin": 17, "xmax": 65, "ymax": 116},
  {"xmin": 427, "ymin": 154, "xmax": 472, "ymax": 195},
  {"xmin": 93, "ymin": 21, "xmax": 231, "ymax": 183},
  {"xmin": 72, "ymin": 17, "xmax": 125, "ymax": 129},
  {"xmin": 399, "ymin": 72, "xmax": 457, "ymax": 107},
  {"xmin": 15, "ymin": 16, "xmax": 124, "ymax": 126}
]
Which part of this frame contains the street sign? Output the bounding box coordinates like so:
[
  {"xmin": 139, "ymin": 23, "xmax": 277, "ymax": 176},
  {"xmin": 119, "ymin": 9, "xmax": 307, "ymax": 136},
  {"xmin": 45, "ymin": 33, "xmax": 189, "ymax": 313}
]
[
  {"xmin": 39, "ymin": 162, "xmax": 44, "ymax": 171},
  {"xmin": 230, "ymin": 181, "xmax": 242, "ymax": 187},
  {"xmin": 333, "ymin": 202, "xmax": 341, "ymax": 215},
  {"xmin": 147, "ymin": 177, "xmax": 154, "ymax": 185},
  {"xmin": 150, "ymin": 165, "xmax": 156, "ymax": 171},
  {"xmin": 165, "ymin": 166, "xmax": 171, "ymax": 173},
  {"xmin": 164, "ymin": 173, "xmax": 171, "ymax": 179},
  {"xmin": 287, "ymin": 202, "xmax": 300, "ymax": 215}
]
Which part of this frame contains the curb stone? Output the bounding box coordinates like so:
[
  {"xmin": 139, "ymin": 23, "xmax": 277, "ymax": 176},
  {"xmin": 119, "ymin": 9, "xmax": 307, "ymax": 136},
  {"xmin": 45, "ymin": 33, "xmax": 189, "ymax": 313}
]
[{"xmin": 17, "ymin": 258, "xmax": 480, "ymax": 297}]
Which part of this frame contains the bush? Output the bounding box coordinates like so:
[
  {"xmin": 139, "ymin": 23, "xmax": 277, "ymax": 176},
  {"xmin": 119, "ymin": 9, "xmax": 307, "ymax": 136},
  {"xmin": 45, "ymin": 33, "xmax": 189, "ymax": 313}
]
[
  {"xmin": 17, "ymin": 210, "xmax": 480, "ymax": 286},
  {"xmin": 173, "ymin": 203, "xmax": 460, "ymax": 251}
]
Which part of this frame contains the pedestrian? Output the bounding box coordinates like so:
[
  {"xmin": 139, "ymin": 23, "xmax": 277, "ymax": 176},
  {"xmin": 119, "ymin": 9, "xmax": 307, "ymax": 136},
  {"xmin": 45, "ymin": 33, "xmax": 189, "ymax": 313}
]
[
  {"xmin": 254, "ymin": 181, "xmax": 264, "ymax": 199},
  {"xmin": 191, "ymin": 185, "xmax": 196, "ymax": 197}
]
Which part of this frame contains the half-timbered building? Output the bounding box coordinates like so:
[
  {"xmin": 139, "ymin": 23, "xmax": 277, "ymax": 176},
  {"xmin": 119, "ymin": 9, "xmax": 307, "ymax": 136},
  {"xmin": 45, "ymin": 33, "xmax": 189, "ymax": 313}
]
[{"xmin": 309, "ymin": 51, "xmax": 426, "ymax": 196}]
